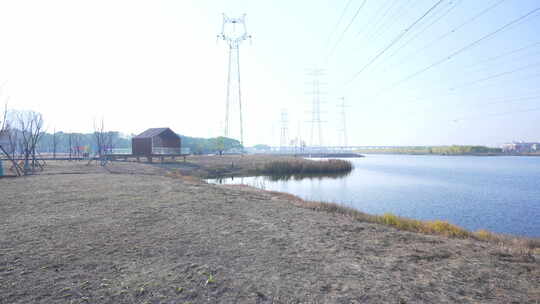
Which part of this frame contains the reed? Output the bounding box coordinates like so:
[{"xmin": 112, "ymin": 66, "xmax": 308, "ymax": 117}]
[{"xmin": 258, "ymin": 159, "xmax": 353, "ymax": 176}]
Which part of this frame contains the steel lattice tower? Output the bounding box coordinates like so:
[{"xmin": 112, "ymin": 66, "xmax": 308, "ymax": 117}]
[
  {"xmin": 306, "ymin": 68, "xmax": 326, "ymax": 147},
  {"xmin": 217, "ymin": 14, "xmax": 251, "ymax": 146},
  {"xmin": 337, "ymin": 97, "xmax": 348, "ymax": 148},
  {"xmin": 280, "ymin": 109, "xmax": 289, "ymax": 150}
]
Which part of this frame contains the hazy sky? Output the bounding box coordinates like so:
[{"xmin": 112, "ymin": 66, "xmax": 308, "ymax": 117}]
[{"xmin": 0, "ymin": 0, "xmax": 539, "ymax": 147}]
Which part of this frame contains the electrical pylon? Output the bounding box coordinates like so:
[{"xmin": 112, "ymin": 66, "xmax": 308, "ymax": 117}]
[
  {"xmin": 306, "ymin": 68, "xmax": 326, "ymax": 147},
  {"xmin": 280, "ymin": 109, "xmax": 289, "ymax": 151},
  {"xmin": 217, "ymin": 14, "xmax": 251, "ymax": 146},
  {"xmin": 337, "ymin": 97, "xmax": 349, "ymax": 148}
]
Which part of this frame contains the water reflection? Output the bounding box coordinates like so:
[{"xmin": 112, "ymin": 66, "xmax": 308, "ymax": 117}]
[
  {"xmin": 211, "ymin": 172, "xmax": 350, "ymax": 184},
  {"xmin": 207, "ymin": 155, "xmax": 540, "ymax": 237},
  {"xmin": 265, "ymin": 172, "xmax": 351, "ymax": 181}
]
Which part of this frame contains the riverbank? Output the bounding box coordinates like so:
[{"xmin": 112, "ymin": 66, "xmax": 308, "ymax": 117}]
[
  {"xmin": 355, "ymin": 150, "xmax": 540, "ymax": 157},
  {"xmin": 1, "ymin": 160, "xmax": 539, "ymax": 303},
  {"xmin": 358, "ymin": 151, "xmax": 540, "ymax": 157}
]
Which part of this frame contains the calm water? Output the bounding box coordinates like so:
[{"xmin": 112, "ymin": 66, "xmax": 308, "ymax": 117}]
[{"xmin": 208, "ymin": 155, "xmax": 540, "ymax": 237}]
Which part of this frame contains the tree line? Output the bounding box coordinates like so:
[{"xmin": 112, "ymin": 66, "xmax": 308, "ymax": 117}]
[{"xmin": 1, "ymin": 106, "xmax": 242, "ymax": 165}]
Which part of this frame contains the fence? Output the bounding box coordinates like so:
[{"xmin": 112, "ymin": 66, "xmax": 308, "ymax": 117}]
[
  {"xmin": 152, "ymin": 147, "xmax": 190, "ymax": 155},
  {"xmin": 105, "ymin": 147, "xmax": 190, "ymax": 155},
  {"xmin": 108, "ymin": 148, "xmax": 132, "ymax": 155}
]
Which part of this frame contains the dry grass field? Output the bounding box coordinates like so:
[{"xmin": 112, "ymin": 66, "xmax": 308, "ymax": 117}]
[{"xmin": 1, "ymin": 159, "xmax": 539, "ymax": 303}]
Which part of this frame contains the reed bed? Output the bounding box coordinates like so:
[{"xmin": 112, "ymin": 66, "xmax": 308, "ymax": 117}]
[{"xmin": 258, "ymin": 159, "xmax": 353, "ymax": 176}]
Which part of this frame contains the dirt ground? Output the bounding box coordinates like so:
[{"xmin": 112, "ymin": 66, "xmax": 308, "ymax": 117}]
[{"xmin": 1, "ymin": 160, "xmax": 539, "ymax": 303}]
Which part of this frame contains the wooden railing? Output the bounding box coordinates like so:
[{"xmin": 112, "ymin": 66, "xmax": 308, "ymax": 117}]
[{"xmin": 152, "ymin": 147, "xmax": 182, "ymax": 155}]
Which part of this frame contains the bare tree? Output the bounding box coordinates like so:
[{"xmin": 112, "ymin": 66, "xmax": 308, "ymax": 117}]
[
  {"xmin": 52, "ymin": 128, "xmax": 58, "ymax": 159},
  {"xmin": 0, "ymin": 102, "xmax": 7, "ymax": 131},
  {"xmin": 1, "ymin": 102, "xmax": 21, "ymax": 158},
  {"xmin": 68, "ymin": 132, "xmax": 73, "ymax": 160},
  {"xmin": 93, "ymin": 118, "xmax": 110, "ymax": 166},
  {"xmin": 0, "ymin": 105, "xmax": 23, "ymax": 176},
  {"xmin": 7, "ymin": 124, "xmax": 19, "ymax": 159},
  {"xmin": 73, "ymin": 133, "xmax": 83, "ymax": 158},
  {"xmin": 17, "ymin": 111, "xmax": 45, "ymax": 174}
]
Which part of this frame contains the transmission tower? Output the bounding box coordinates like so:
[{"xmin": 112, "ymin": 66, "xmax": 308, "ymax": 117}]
[
  {"xmin": 306, "ymin": 68, "xmax": 326, "ymax": 147},
  {"xmin": 337, "ymin": 97, "xmax": 349, "ymax": 148},
  {"xmin": 217, "ymin": 14, "xmax": 251, "ymax": 146},
  {"xmin": 280, "ymin": 109, "xmax": 289, "ymax": 151}
]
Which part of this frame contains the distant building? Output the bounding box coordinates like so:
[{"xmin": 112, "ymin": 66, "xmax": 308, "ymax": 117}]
[
  {"xmin": 501, "ymin": 142, "xmax": 540, "ymax": 153},
  {"xmin": 132, "ymin": 128, "xmax": 182, "ymax": 156}
]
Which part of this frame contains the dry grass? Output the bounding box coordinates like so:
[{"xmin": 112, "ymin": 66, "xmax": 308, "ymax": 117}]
[
  {"xmin": 160, "ymin": 155, "xmax": 354, "ymax": 178},
  {"xmin": 33, "ymin": 159, "xmax": 540, "ymax": 257},
  {"xmin": 378, "ymin": 213, "xmax": 471, "ymax": 238},
  {"xmin": 266, "ymin": 191, "xmax": 540, "ymax": 257},
  {"xmin": 258, "ymin": 159, "xmax": 353, "ymax": 175},
  {"xmin": 473, "ymin": 229, "xmax": 540, "ymax": 256},
  {"xmin": 165, "ymin": 170, "xmax": 202, "ymax": 184},
  {"xmin": 2, "ymin": 162, "xmax": 539, "ymax": 303}
]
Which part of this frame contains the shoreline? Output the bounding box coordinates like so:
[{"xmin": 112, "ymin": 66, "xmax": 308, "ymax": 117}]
[
  {"xmin": 195, "ymin": 155, "xmax": 538, "ymax": 240},
  {"xmin": 357, "ymin": 152, "xmax": 540, "ymax": 157},
  {"xmin": 1, "ymin": 159, "xmax": 539, "ymax": 303},
  {"xmin": 213, "ymin": 177, "xmax": 540, "ymax": 244}
]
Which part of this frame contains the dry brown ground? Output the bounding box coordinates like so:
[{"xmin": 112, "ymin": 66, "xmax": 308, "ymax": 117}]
[{"xmin": 0, "ymin": 160, "xmax": 539, "ymax": 303}]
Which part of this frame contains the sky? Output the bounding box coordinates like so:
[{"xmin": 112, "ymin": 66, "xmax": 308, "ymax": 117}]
[{"xmin": 0, "ymin": 0, "xmax": 539, "ymax": 147}]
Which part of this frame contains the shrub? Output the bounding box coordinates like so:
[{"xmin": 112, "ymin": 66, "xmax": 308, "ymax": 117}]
[
  {"xmin": 474, "ymin": 229, "xmax": 499, "ymax": 241},
  {"xmin": 422, "ymin": 220, "xmax": 471, "ymax": 238}
]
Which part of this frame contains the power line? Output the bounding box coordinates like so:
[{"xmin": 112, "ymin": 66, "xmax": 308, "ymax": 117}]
[
  {"xmin": 465, "ymin": 49, "xmax": 540, "ymax": 75},
  {"xmin": 449, "ymin": 61, "xmax": 540, "ymax": 90},
  {"xmin": 356, "ymin": 0, "xmax": 397, "ymax": 40},
  {"xmin": 438, "ymin": 92, "xmax": 540, "ymax": 110},
  {"xmin": 401, "ymin": 64, "xmax": 540, "ymax": 98},
  {"xmin": 376, "ymin": 74, "xmax": 540, "ymax": 117},
  {"xmin": 326, "ymin": 0, "xmax": 368, "ymax": 60},
  {"xmin": 372, "ymin": 0, "xmax": 461, "ymax": 72},
  {"xmin": 453, "ymin": 105, "xmax": 540, "ymax": 122},
  {"xmin": 379, "ymin": 0, "xmax": 507, "ymax": 74},
  {"xmin": 346, "ymin": 0, "xmax": 445, "ymax": 84},
  {"xmin": 481, "ymin": 94, "xmax": 540, "ymax": 106},
  {"xmin": 325, "ymin": 0, "xmax": 355, "ymax": 47},
  {"xmin": 464, "ymin": 40, "xmax": 540, "ymax": 70},
  {"xmin": 360, "ymin": 0, "xmax": 403, "ymax": 44},
  {"xmin": 398, "ymin": 93, "xmax": 540, "ymax": 119},
  {"xmin": 375, "ymin": 6, "xmax": 540, "ymax": 96}
]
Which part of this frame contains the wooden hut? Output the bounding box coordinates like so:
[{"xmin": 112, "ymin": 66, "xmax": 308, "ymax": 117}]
[{"xmin": 132, "ymin": 128, "xmax": 181, "ymax": 156}]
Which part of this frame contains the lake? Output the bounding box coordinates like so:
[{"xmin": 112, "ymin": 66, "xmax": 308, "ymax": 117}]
[{"xmin": 208, "ymin": 155, "xmax": 540, "ymax": 237}]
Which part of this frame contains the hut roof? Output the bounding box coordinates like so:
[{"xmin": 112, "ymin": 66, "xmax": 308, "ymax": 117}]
[{"xmin": 133, "ymin": 128, "xmax": 179, "ymax": 139}]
